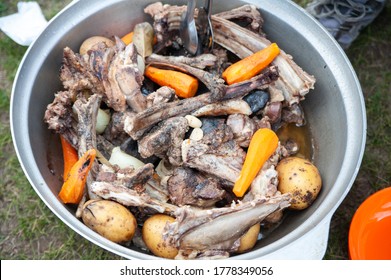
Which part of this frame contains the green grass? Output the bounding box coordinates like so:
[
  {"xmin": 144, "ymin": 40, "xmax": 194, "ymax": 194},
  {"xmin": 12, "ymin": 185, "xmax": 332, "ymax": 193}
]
[{"xmin": 1, "ymin": 0, "xmax": 390, "ymax": 260}]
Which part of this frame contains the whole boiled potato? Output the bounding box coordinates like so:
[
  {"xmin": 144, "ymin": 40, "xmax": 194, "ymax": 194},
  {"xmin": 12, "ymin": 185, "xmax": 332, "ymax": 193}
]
[
  {"xmin": 142, "ymin": 214, "xmax": 178, "ymax": 259},
  {"xmin": 81, "ymin": 199, "xmax": 137, "ymax": 243},
  {"xmin": 237, "ymin": 223, "xmax": 260, "ymax": 253},
  {"xmin": 276, "ymin": 157, "xmax": 322, "ymax": 210},
  {"xmin": 79, "ymin": 36, "xmax": 115, "ymax": 55}
]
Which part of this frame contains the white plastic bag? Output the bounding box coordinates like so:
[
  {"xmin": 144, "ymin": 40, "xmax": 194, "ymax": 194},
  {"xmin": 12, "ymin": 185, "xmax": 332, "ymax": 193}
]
[{"xmin": 0, "ymin": 2, "xmax": 48, "ymax": 46}]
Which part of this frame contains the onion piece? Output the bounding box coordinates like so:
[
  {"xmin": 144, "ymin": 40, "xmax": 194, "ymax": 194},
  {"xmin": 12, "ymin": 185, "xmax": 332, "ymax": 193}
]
[
  {"xmin": 109, "ymin": 147, "xmax": 145, "ymax": 169},
  {"xmin": 96, "ymin": 109, "xmax": 110, "ymax": 134}
]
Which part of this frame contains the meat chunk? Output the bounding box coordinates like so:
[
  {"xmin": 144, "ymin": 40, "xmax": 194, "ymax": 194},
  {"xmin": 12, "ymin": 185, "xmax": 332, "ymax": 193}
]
[
  {"xmin": 146, "ymin": 86, "xmax": 176, "ymax": 107},
  {"xmin": 96, "ymin": 163, "xmax": 154, "ymax": 193},
  {"xmin": 199, "ymin": 117, "xmax": 233, "ymax": 147},
  {"xmin": 181, "ymin": 117, "xmax": 245, "ymax": 184},
  {"xmin": 72, "ymin": 94, "xmax": 101, "ymax": 200},
  {"xmin": 138, "ymin": 117, "xmax": 189, "ymax": 165},
  {"xmin": 226, "ymin": 114, "xmax": 257, "ymax": 147},
  {"xmin": 103, "ymin": 110, "xmax": 135, "ymax": 146},
  {"xmin": 91, "ymin": 181, "xmax": 177, "ymax": 214},
  {"xmin": 165, "ymin": 193, "xmax": 291, "ymax": 255},
  {"xmin": 167, "ymin": 167, "xmax": 225, "ymax": 207},
  {"xmin": 44, "ymin": 90, "xmax": 78, "ymax": 147},
  {"xmin": 108, "ymin": 40, "xmax": 146, "ymax": 112},
  {"xmin": 61, "ymin": 38, "xmax": 147, "ymax": 113},
  {"xmin": 182, "ymin": 139, "xmax": 245, "ymax": 184},
  {"xmin": 60, "ymin": 48, "xmax": 105, "ymax": 95}
]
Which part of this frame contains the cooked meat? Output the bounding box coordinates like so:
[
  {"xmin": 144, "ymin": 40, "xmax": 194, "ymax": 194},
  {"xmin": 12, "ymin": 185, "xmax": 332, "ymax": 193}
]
[
  {"xmin": 144, "ymin": 2, "xmax": 186, "ymax": 50},
  {"xmin": 281, "ymin": 103, "xmax": 305, "ymax": 126},
  {"xmin": 124, "ymin": 66, "xmax": 279, "ymax": 139},
  {"xmin": 72, "ymin": 94, "xmax": 101, "ymax": 200},
  {"xmin": 62, "ymin": 38, "xmax": 147, "ymax": 113},
  {"xmin": 73, "ymin": 94, "xmax": 100, "ymax": 156},
  {"xmin": 96, "ymin": 163, "xmax": 154, "ymax": 192},
  {"xmin": 253, "ymin": 115, "xmax": 272, "ymax": 130},
  {"xmin": 226, "ymin": 113, "xmax": 256, "ymax": 147},
  {"xmin": 147, "ymin": 53, "xmax": 219, "ymax": 69},
  {"xmin": 192, "ymin": 99, "xmax": 252, "ymax": 117},
  {"xmin": 138, "ymin": 117, "xmax": 189, "ymax": 166},
  {"xmin": 167, "ymin": 167, "xmax": 225, "ymax": 207},
  {"xmin": 91, "ymin": 181, "xmax": 178, "ymax": 214},
  {"xmin": 182, "ymin": 139, "xmax": 245, "ymax": 184},
  {"xmin": 60, "ymin": 47, "xmax": 105, "ymax": 95},
  {"xmin": 263, "ymin": 101, "xmax": 282, "ymax": 124},
  {"xmin": 165, "ymin": 193, "xmax": 291, "ymax": 254},
  {"xmin": 44, "ymin": 90, "xmax": 78, "ymax": 147},
  {"xmin": 146, "ymin": 86, "xmax": 176, "ymax": 107},
  {"xmin": 283, "ymin": 138, "xmax": 300, "ymax": 155},
  {"xmin": 199, "ymin": 117, "xmax": 233, "ymax": 148},
  {"xmin": 214, "ymin": 4, "xmax": 264, "ymax": 34},
  {"xmin": 107, "ymin": 39, "xmax": 147, "ymax": 112},
  {"xmin": 96, "ymin": 134, "xmax": 115, "ymax": 160},
  {"xmin": 175, "ymin": 250, "xmax": 229, "ymax": 260},
  {"xmin": 104, "ymin": 110, "xmax": 135, "ymax": 145},
  {"xmin": 145, "ymin": 175, "xmax": 170, "ymax": 202}
]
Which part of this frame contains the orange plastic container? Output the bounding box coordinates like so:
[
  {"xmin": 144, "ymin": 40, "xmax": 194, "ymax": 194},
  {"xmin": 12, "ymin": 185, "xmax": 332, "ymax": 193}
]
[{"xmin": 349, "ymin": 187, "xmax": 391, "ymax": 260}]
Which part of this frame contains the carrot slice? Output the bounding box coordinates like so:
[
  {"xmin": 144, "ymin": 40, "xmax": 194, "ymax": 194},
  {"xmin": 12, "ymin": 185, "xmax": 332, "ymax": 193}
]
[
  {"xmin": 233, "ymin": 128, "xmax": 279, "ymax": 197},
  {"xmin": 145, "ymin": 66, "xmax": 199, "ymax": 98},
  {"xmin": 58, "ymin": 149, "xmax": 96, "ymax": 204},
  {"xmin": 222, "ymin": 43, "xmax": 280, "ymax": 85},
  {"xmin": 121, "ymin": 31, "xmax": 134, "ymax": 45},
  {"xmin": 60, "ymin": 135, "xmax": 78, "ymax": 182},
  {"xmin": 121, "ymin": 31, "xmax": 158, "ymax": 45}
]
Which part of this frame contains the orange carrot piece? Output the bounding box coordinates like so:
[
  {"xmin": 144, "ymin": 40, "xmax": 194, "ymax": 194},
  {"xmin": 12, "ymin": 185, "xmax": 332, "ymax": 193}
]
[
  {"xmin": 145, "ymin": 66, "xmax": 199, "ymax": 98},
  {"xmin": 222, "ymin": 43, "xmax": 280, "ymax": 85},
  {"xmin": 233, "ymin": 128, "xmax": 279, "ymax": 197},
  {"xmin": 121, "ymin": 31, "xmax": 158, "ymax": 45},
  {"xmin": 121, "ymin": 31, "xmax": 134, "ymax": 45},
  {"xmin": 58, "ymin": 148, "xmax": 96, "ymax": 204},
  {"xmin": 60, "ymin": 135, "xmax": 78, "ymax": 182}
]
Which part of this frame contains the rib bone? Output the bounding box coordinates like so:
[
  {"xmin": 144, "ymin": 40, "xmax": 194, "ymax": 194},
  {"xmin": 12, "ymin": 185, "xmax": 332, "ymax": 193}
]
[{"xmin": 124, "ymin": 66, "xmax": 279, "ymax": 139}]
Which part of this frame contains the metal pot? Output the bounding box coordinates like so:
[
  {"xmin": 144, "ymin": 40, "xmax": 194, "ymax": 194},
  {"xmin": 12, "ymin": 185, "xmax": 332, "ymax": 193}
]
[{"xmin": 10, "ymin": 0, "xmax": 366, "ymax": 259}]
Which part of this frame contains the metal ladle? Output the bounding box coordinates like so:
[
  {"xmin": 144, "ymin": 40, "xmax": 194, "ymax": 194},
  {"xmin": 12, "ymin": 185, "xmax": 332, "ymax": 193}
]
[
  {"xmin": 180, "ymin": 0, "xmax": 214, "ymax": 55},
  {"xmin": 180, "ymin": 0, "xmax": 198, "ymax": 55}
]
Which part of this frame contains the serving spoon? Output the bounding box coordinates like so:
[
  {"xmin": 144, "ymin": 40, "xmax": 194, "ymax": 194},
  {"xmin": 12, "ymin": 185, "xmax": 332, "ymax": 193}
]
[
  {"xmin": 197, "ymin": 0, "xmax": 214, "ymax": 54},
  {"xmin": 180, "ymin": 0, "xmax": 199, "ymax": 55}
]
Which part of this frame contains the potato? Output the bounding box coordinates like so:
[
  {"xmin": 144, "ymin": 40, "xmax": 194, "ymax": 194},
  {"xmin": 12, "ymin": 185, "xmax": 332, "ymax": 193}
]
[
  {"xmin": 81, "ymin": 199, "xmax": 137, "ymax": 243},
  {"xmin": 237, "ymin": 223, "xmax": 260, "ymax": 253},
  {"xmin": 79, "ymin": 36, "xmax": 115, "ymax": 55},
  {"xmin": 142, "ymin": 214, "xmax": 178, "ymax": 259},
  {"xmin": 276, "ymin": 156, "xmax": 322, "ymax": 210}
]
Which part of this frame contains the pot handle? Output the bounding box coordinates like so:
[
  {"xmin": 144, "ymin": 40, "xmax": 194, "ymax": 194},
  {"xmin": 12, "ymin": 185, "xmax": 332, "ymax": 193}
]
[{"xmin": 259, "ymin": 214, "xmax": 332, "ymax": 259}]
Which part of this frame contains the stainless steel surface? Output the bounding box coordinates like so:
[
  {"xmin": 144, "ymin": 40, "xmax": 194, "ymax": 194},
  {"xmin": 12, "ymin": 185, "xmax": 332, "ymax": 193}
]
[
  {"xmin": 180, "ymin": 0, "xmax": 198, "ymax": 54},
  {"xmin": 197, "ymin": 0, "xmax": 214, "ymax": 53},
  {"xmin": 10, "ymin": 0, "xmax": 366, "ymax": 259}
]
